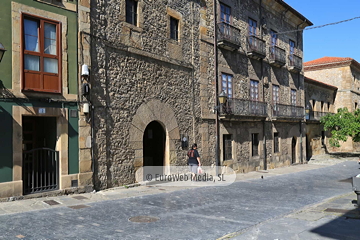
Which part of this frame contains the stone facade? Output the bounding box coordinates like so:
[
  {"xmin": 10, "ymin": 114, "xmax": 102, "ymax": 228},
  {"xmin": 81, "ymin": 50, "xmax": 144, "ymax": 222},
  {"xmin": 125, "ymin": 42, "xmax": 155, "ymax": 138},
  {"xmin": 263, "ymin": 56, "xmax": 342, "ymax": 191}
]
[
  {"xmin": 304, "ymin": 77, "xmax": 337, "ymax": 158},
  {"xmin": 90, "ymin": 0, "xmax": 312, "ymax": 189},
  {"xmin": 305, "ymin": 57, "xmax": 360, "ymax": 152}
]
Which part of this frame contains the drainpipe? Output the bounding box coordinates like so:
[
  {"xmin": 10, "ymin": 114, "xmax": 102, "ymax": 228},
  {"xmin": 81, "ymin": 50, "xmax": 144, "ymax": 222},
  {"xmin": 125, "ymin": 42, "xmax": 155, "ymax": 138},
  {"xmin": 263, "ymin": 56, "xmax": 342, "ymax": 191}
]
[
  {"xmin": 213, "ymin": 0, "xmax": 220, "ymax": 168},
  {"xmin": 297, "ymin": 20, "xmax": 306, "ymax": 164},
  {"xmin": 260, "ymin": 0, "xmax": 267, "ymax": 170}
]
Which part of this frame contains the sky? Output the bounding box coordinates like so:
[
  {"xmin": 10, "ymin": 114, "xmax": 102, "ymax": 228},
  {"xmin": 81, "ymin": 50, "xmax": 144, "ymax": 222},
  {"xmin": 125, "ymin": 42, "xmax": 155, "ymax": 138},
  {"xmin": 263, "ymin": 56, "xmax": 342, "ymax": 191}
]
[{"xmin": 284, "ymin": 0, "xmax": 360, "ymax": 63}]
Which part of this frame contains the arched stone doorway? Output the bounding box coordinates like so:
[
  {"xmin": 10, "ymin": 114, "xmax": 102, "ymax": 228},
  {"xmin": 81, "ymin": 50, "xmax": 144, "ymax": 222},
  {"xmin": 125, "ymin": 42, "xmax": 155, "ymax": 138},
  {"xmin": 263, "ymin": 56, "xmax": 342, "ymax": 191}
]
[
  {"xmin": 143, "ymin": 121, "xmax": 166, "ymax": 167},
  {"xmin": 129, "ymin": 99, "xmax": 181, "ymax": 170},
  {"xmin": 292, "ymin": 137, "xmax": 297, "ymax": 164}
]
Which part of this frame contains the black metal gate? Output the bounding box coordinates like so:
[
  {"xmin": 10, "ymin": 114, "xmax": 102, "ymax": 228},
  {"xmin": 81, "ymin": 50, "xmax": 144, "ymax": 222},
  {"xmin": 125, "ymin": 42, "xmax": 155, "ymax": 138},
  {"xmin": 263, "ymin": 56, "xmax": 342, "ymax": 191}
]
[{"xmin": 23, "ymin": 148, "xmax": 59, "ymax": 195}]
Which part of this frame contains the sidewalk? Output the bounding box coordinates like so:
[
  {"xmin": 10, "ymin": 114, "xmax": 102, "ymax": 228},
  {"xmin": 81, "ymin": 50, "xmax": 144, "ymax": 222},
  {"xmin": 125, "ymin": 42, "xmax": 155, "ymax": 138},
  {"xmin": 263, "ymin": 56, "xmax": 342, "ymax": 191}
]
[{"xmin": 0, "ymin": 154, "xmax": 358, "ymax": 218}]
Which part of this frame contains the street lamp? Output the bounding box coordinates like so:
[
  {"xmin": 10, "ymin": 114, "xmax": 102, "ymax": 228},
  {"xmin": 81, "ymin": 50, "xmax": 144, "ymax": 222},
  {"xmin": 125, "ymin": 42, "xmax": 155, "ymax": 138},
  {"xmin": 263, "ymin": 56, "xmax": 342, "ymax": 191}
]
[
  {"xmin": 0, "ymin": 42, "xmax": 6, "ymax": 63},
  {"xmin": 218, "ymin": 90, "xmax": 227, "ymax": 105},
  {"xmin": 305, "ymin": 104, "xmax": 310, "ymax": 120}
]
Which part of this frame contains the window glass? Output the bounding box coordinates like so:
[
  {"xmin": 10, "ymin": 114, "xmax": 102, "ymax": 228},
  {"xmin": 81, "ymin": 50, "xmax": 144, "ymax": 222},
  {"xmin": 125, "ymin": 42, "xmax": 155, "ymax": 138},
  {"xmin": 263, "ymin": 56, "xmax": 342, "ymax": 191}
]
[
  {"xmin": 223, "ymin": 134, "xmax": 232, "ymax": 160},
  {"xmin": 44, "ymin": 23, "xmax": 57, "ymax": 55},
  {"xmin": 248, "ymin": 18, "xmax": 257, "ymax": 36},
  {"xmin": 250, "ymin": 80, "xmax": 259, "ymax": 101},
  {"xmin": 44, "ymin": 58, "xmax": 58, "ymax": 74},
  {"xmin": 126, "ymin": 0, "xmax": 138, "ymax": 25},
  {"xmin": 170, "ymin": 17, "xmax": 179, "ymax": 40},
  {"xmin": 24, "ymin": 19, "xmax": 39, "ymax": 52},
  {"xmin": 270, "ymin": 30, "xmax": 277, "ymax": 46},
  {"xmin": 274, "ymin": 132, "xmax": 279, "ymax": 153},
  {"xmin": 222, "ymin": 73, "xmax": 233, "ymax": 98},
  {"xmin": 220, "ymin": 4, "xmax": 231, "ymax": 24},
  {"xmin": 24, "ymin": 55, "xmax": 40, "ymax": 71},
  {"xmin": 289, "ymin": 40, "xmax": 295, "ymax": 55},
  {"xmin": 252, "ymin": 133, "xmax": 259, "ymax": 156},
  {"xmin": 291, "ymin": 89, "xmax": 296, "ymax": 106}
]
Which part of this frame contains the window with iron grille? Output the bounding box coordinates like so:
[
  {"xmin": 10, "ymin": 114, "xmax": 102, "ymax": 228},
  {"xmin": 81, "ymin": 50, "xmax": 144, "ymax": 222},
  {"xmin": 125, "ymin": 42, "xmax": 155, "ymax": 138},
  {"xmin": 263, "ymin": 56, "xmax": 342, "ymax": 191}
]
[
  {"xmin": 274, "ymin": 132, "xmax": 279, "ymax": 153},
  {"xmin": 223, "ymin": 134, "xmax": 232, "ymax": 160},
  {"xmin": 23, "ymin": 15, "xmax": 61, "ymax": 93},
  {"xmin": 252, "ymin": 133, "xmax": 259, "ymax": 156},
  {"xmin": 221, "ymin": 73, "xmax": 233, "ymax": 98},
  {"xmin": 170, "ymin": 17, "xmax": 179, "ymax": 41},
  {"xmin": 126, "ymin": 0, "xmax": 138, "ymax": 25}
]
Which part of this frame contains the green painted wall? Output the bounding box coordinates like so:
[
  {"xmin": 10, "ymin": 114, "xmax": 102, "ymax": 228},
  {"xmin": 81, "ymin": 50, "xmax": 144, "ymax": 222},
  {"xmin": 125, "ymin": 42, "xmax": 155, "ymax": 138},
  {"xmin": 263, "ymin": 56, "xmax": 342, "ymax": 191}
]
[
  {"xmin": 0, "ymin": 0, "xmax": 78, "ymax": 94},
  {"xmin": 67, "ymin": 104, "xmax": 79, "ymax": 174},
  {"xmin": 0, "ymin": 102, "xmax": 13, "ymax": 183}
]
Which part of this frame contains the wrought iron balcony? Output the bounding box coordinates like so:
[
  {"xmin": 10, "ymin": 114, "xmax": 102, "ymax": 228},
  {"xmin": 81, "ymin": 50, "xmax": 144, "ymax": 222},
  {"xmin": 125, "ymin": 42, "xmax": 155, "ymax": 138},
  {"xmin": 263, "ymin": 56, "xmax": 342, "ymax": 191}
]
[
  {"xmin": 217, "ymin": 22, "xmax": 241, "ymax": 51},
  {"xmin": 247, "ymin": 35, "xmax": 266, "ymax": 60},
  {"xmin": 269, "ymin": 46, "xmax": 286, "ymax": 67},
  {"xmin": 273, "ymin": 104, "xmax": 304, "ymax": 119},
  {"xmin": 221, "ymin": 98, "xmax": 267, "ymax": 117},
  {"xmin": 288, "ymin": 54, "xmax": 302, "ymax": 72},
  {"xmin": 305, "ymin": 111, "xmax": 332, "ymax": 121}
]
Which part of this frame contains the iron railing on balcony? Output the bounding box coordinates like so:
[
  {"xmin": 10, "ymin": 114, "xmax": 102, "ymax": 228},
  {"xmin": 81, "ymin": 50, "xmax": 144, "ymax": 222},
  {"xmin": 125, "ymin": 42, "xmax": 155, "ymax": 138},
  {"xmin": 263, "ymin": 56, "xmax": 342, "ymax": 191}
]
[
  {"xmin": 273, "ymin": 104, "xmax": 304, "ymax": 118},
  {"xmin": 288, "ymin": 54, "xmax": 302, "ymax": 71},
  {"xmin": 306, "ymin": 111, "xmax": 332, "ymax": 121},
  {"xmin": 269, "ymin": 46, "xmax": 286, "ymax": 66},
  {"xmin": 221, "ymin": 98, "xmax": 267, "ymax": 117},
  {"xmin": 217, "ymin": 22, "xmax": 241, "ymax": 50},
  {"xmin": 247, "ymin": 35, "xmax": 266, "ymax": 58}
]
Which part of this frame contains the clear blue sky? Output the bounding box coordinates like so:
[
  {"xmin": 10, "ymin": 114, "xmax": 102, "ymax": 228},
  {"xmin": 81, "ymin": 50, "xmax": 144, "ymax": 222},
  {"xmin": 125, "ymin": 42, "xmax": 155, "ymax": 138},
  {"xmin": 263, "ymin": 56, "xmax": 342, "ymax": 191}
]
[{"xmin": 284, "ymin": 0, "xmax": 360, "ymax": 62}]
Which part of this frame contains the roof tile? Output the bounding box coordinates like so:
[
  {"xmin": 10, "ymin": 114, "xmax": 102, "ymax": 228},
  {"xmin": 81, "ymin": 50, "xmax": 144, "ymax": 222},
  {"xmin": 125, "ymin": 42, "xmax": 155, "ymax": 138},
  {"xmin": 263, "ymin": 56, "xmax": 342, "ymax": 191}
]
[{"xmin": 304, "ymin": 57, "xmax": 353, "ymax": 66}]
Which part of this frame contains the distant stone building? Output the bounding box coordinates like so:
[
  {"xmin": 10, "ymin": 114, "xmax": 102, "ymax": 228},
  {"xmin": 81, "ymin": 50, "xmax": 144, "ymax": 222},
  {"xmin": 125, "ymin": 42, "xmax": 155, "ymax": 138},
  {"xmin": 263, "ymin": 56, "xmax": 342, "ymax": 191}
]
[
  {"xmin": 304, "ymin": 77, "xmax": 337, "ymax": 158},
  {"xmin": 89, "ymin": 0, "xmax": 312, "ymax": 190},
  {"xmin": 305, "ymin": 57, "xmax": 360, "ymax": 152}
]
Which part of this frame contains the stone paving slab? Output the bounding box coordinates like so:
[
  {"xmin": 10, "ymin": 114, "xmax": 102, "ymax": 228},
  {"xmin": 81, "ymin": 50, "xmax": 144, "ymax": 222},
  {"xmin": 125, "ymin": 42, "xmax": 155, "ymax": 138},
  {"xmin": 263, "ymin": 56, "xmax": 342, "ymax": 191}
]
[
  {"xmin": 0, "ymin": 159, "xmax": 359, "ymax": 239},
  {"xmin": 0, "ymin": 155, "xmax": 356, "ymax": 217}
]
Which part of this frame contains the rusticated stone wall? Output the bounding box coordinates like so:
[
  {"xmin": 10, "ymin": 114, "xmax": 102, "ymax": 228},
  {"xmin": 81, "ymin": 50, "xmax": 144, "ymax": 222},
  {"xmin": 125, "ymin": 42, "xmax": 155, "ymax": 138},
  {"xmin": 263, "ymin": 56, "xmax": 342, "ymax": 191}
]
[
  {"xmin": 90, "ymin": 0, "xmax": 203, "ymax": 189},
  {"xmin": 90, "ymin": 0, "xmax": 310, "ymax": 189}
]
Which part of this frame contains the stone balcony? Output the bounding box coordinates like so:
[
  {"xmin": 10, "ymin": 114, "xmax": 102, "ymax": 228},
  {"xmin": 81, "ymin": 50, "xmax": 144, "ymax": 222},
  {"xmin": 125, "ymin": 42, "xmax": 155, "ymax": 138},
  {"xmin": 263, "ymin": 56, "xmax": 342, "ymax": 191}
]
[
  {"xmin": 220, "ymin": 98, "xmax": 267, "ymax": 118},
  {"xmin": 269, "ymin": 46, "xmax": 286, "ymax": 67},
  {"xmin": 217, "ymin": 22, "xmax": 241, "ymax": 51},
  {"xmin": 273, "ymin": 104, "xmax": 304, "ymax": 119},
  {"xmin": 288, "ymin": 54, "xmax": 302, "ymax": 73},
  {"xmin": 247, "ymin": 35, "xmax": 266, "ymax": 60}
]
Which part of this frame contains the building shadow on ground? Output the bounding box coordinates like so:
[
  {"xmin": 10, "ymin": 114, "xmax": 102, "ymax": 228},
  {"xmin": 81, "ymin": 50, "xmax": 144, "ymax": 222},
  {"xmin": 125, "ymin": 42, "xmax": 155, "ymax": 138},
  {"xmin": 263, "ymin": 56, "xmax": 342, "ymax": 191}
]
[{"xmin": 310, "ymin": 204, "xmax": 360, "ymax": 239}]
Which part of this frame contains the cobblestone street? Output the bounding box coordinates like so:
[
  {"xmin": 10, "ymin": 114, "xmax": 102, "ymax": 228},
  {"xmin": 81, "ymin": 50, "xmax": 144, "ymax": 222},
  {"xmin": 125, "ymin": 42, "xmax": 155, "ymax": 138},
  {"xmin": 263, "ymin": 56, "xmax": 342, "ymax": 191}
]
[{"xmin": 0, "ymin": 157, "xmax": 359, "ymax": 239}]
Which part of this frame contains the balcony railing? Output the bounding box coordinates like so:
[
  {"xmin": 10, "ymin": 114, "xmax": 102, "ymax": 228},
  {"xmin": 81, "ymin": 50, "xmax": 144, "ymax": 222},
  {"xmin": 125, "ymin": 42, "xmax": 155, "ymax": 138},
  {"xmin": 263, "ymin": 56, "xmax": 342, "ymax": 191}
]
[
  {"xmin": 269, "ymin": 46, "xmax": 286, "ymax": 67},
  {"xmin": 305, "ymin": 111, "xmax": 332, "ymax": 121},
  {"xmin": 247, "ymin": 35, "xmax": 266, "ymax": 59},
  {"xmin": 221, "ymin": 98, "xmax": 267, "ymax": 117},
  {"xmin": 273, "ymin": 104, "xmax": 304, "ymax": 118},
  {"xmin": 217, "ymin": 22, "xmax": 241, "ymax": 51},
  {"xmin": 288, "ymin": 54, "xmax": 302, "ymax": 72}
]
